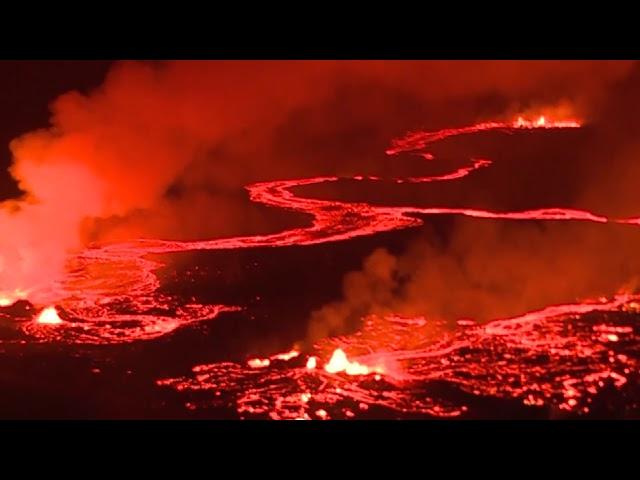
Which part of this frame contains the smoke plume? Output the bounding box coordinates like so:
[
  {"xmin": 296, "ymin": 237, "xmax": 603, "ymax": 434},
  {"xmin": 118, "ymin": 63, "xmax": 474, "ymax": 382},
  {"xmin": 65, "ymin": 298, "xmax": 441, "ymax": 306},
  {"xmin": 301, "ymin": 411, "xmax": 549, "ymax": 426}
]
[
  {"xmin": 0, "ymin": 60, "xmax": 634, "ymax": 304},
  {"xmin": 307, "ymin": 219, "xmax": 640, "ymax": 341}
]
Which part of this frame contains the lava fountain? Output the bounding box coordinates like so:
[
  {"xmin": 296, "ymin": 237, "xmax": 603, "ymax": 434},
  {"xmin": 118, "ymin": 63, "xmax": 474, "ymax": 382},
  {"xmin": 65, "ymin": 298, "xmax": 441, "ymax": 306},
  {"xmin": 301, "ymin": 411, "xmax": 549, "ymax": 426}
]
[{"xmin": 35, "ymin": 306, "xmax": 62, "ymax": 325}]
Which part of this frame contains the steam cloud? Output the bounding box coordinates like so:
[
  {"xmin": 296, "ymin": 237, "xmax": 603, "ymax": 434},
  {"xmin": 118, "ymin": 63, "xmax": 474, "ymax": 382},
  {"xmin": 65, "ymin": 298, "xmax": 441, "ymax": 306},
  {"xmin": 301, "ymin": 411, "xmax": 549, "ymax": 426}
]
[
  {"xmin": 0, "ymin": 60, "xmax": 635, "ymax": 304},
  {"xmin": 307, "ymin": 220, "xmax": 640, "ymax": 341},
  {"xmin": 307, "ymin": 60, "xmax": 640, "ymax": 341}
]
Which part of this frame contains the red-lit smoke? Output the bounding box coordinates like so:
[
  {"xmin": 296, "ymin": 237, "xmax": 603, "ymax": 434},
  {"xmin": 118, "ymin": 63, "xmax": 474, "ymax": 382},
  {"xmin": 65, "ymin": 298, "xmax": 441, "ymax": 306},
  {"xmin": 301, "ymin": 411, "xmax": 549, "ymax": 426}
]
[{"xmin": 0, "ymin": 61, "xmax": 633, "ymax": 305}]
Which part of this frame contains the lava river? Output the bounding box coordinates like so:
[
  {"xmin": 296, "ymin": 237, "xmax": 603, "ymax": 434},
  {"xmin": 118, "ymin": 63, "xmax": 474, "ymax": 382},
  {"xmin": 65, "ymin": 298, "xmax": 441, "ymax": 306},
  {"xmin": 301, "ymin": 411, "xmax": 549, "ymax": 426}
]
[{"xmin": 4, "ymin": 115, "xmax": 640, "ymax": 418}]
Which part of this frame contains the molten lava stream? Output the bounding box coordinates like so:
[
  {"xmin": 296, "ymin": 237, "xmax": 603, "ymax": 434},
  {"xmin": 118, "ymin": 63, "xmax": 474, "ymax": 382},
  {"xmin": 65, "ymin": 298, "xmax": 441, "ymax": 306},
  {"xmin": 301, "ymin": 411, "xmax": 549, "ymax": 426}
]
[
  {"xmin": 7, "ymin": 112, "xmax": 639, "ymax": 395},
  {"xmin": 80, "ymin": 116, "xmax": 618, "ymax": 267},
  {"xmin": 149, "ymin": 116, "xmax": 640, "ymax": 418},
  {"xmin": 157, "ymin": 294, "xmax": 640, "ymax": 419}
]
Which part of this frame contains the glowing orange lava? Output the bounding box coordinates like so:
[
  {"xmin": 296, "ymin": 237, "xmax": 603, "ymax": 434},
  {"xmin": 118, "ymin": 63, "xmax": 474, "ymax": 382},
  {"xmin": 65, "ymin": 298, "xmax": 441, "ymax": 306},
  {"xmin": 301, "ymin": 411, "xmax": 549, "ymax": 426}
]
[
  {"xmin": 5, "ymin": 114, "xmax": 588, "ymax": 338},
  {"xmin": 247, "ymin": 358, "xmax": 270, "ymax": 368},
  {"xmin": 324, "ymin": 348, "xmax": 382, "ymax": 376},
  {"xmin": 247, "ymin": 349, "xmax": 301, "ymax": 368},
  {"xmin": 511, "ymin": 115, "xmax": 580, "ymax": 130},
  {"xmin": 158, "ymin": 293, "xmax": 640, "ymax": 419},
  {"xmin": 6, "ymin": 103, "xmax": 638, "ymax": 420},
  {"xmin": 153, "ymin": 117, "xmax": 640, "ymax": 419},
  {"xmin": 272, "ymin": 349, "xmax": 300, "ymax": 361},
  {"xmin": 36, "ymin": 306, "xmax": 62, "ymax": 325},
  {"xmin": 11, "ymin": 115, "xmax": 628, "ymax": 349},
  {"xmin": 306, "ymin": 356, "xmax": 317, "ymax": 369}
]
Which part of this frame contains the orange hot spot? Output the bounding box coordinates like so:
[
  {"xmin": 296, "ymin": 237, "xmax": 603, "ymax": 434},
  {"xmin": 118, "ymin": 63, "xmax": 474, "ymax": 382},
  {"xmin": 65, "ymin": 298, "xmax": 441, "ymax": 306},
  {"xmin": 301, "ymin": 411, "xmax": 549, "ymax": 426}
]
[
  {"xmin": 0, "ymin": 289, "xmax": 28, "ymax": 307},
  {"xmin": 247, "ymin": 358, "xmax": 270, "ymax": 369},
  {"xmin": 324, "ymin": 348, "xmax": 382, "ymax": 376},
  {"xmin": 511, "ymin": 115, "xmax": 581, "ymax": 129},
  {"xmin": 315, "ymin": 409, "xmax": 328, "ymax": 419},
  {"xmin": 272, "ymin": 349, "xmax": 300, "ymax": 361},
  {"xmin": 306, "ymin": 356, "xmax": 317, "ymax": 369},
  {"xmin": 36, "ymin": 306, "xmax": 62, "ymax": 325}
]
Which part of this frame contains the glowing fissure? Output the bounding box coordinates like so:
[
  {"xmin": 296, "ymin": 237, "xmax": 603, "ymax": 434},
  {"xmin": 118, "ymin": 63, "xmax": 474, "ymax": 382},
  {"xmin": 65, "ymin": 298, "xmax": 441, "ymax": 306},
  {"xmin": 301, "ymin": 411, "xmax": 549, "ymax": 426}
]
[
  {"xmin": 26, "ymin": 116, "xmax": 608, "ymax": 345},
  {"xmin": 9, "ymin": 118, "xmax": 633, "ymax": 343},
  {"xmin": 158, "ymin": 293, "xmax": 640, "ymax": 419},
  {"xmin": 83, "ymin": 120, "xmax": 605, "ymax": 261},
  {"xmin": 65, "ymin": 120, "xmax": 597, "ymax": 270},
  {"xmin": 7, "ymin": 115, "xmax": 640, "ymax": 418},
  {"xmin": 324, "ymin": 348, "xmax": 383, "ymax": 376},
  {"xmin": 151, "ymin": 116, "xmax": 640, "ymax": 419}
]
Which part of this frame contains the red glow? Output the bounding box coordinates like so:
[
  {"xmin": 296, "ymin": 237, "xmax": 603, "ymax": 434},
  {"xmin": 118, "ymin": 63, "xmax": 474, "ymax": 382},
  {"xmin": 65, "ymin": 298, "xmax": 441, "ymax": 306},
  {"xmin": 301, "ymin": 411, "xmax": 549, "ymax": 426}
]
[
  {"xmin": 36, "ymin": 306, "xmax": 62, "ymax": 325},
  {"xmin": 248, "ymin": 358, "xmax": 270, "ymax": 369},
  {"xmin": 315, "ymin": 409, "xmax": 328, "ymax": 419},
  {"xmin": 5, "ymin": 111, "xmax": 640, "ymax": 418},
  {"xmin": 158, "ymin": 293, "xmax": 640, "ymax": 419},
  {"xmin": 10, "ymin": 116, "xmax": 633, "ymax": 349},
  {"xmin": 324, "ymin": 348, "xmax": 382, "ymax": 376},
  {"xmin": 385, "ymin": 117, "xmax": 581, "ymax": 155},
  {"xmin": 0, "ymin": 297, "xmax": 14, "ymax": 307},
  {"xmin": 272, "ymin": 349, "xmax": 300, "ymax": 361},
  {"xmin": 306, "ymin": 356, "xmax": 317, "ymax": 369},
  {"xmin": 152, "ymin": 117, "xmax": 640, "ymax": 419}
]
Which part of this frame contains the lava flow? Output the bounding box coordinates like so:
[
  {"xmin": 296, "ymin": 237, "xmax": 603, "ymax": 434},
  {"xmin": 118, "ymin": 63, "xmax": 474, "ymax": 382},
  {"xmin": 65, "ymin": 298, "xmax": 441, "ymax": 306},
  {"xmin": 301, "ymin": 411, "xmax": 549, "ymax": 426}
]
[
  {"xmin": 15, "ymin": 114, "xmax": 599, "ymax": 345},
  {"xmin": 6, "ymin": 114, "xmax": 640, "ymax": 419},
  {"xmin": 2, "ymin": 117, "xmax": 630, "ymax": 345},
  {"xmin": 157, "ymin": 294, "xmax": 640, "ymax": 419},
  {"xmin": 9, "ymin": 115, "xmax": 595, "ymax": 344},
  {"xmin": 324, "ymin": 349, "xmax": 383, "ymax": 376},
  {"xmin": 156, "ymin": 116, "xmax": 634, "ymax": 419}
]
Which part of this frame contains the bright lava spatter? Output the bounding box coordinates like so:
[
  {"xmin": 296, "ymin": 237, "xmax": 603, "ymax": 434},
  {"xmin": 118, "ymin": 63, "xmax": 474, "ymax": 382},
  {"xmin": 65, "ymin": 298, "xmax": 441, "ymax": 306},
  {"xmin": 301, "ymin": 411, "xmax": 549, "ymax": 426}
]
[
  {"xmin": 157, "ymin": 295, "xmax": 640, "ymax": 419},
  {"xmin": 154, "ymin": 117, "xmax": 638, "ymax": 419},
  {"xmin": 7, "ymin": 115, "xmax": 640, "ymax": 417},
  {"xmin": 35, "ymin": 306, "xmax": 62, "ymax": 325}
]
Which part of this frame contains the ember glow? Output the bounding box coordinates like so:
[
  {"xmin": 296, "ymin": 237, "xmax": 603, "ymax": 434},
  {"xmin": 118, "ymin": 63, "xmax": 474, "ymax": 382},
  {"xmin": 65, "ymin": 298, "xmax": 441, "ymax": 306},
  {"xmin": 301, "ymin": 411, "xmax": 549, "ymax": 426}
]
[
  {"xmin": 11, "ymin": 115, "xmax": 605, "ymax": 347},
  {"xmin": 152, "ymin": 115, "xmax": 639, "ymax": 419},
  {"xmin": 324, "ymin": 348, "xmax": 382, "ymax": 376},
  {"xmin": 157, "ymin": 294, "xmax": 640, "ymax": 419},
  {"xmin": 514, "ymin": 115, "xmax": 581, "ymax": 129},
  {"xmin": 2, "ymin": 60, "xmax": 640, "ymax": 420},
  {"xmin": 306, "ymin": 356, "xmax": 317, "ymax": 370},
  {"xmin": 36, "ymin": 306, "xmax": 62, "ymax": 325}
]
